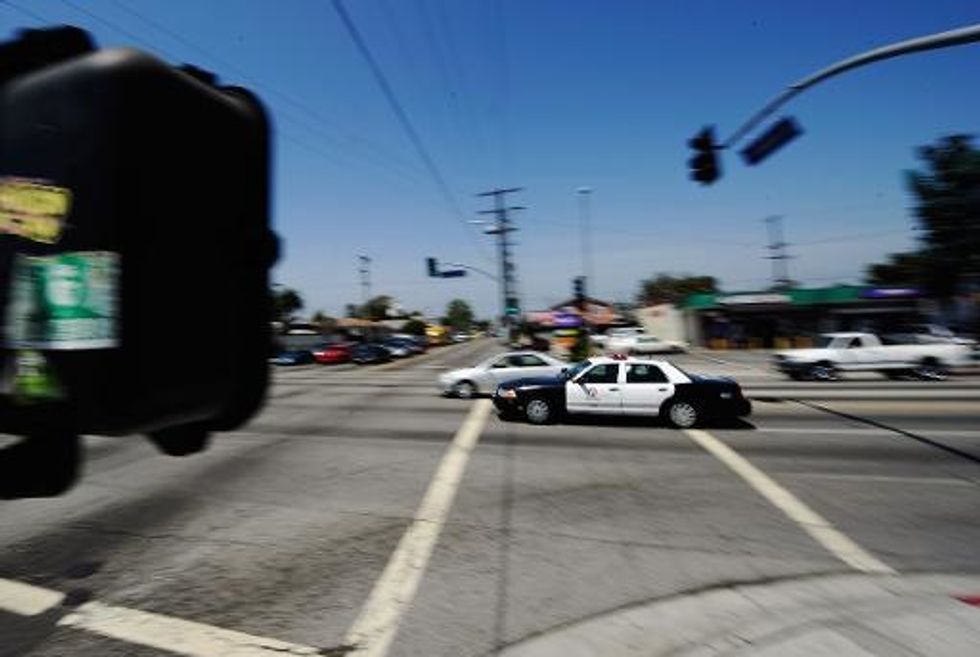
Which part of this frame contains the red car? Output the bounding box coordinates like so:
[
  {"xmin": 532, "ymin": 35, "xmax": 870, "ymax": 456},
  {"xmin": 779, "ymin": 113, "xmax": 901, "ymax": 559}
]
[{"xmin": 314, "ymin": 343, "xmax": 352, "ymax": 365}]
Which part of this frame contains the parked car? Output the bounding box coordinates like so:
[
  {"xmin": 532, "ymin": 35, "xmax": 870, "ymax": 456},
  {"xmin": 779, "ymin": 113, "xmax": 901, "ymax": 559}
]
[
  {"xmin": 773, "ymin": 332, "xmax": 974, "ymax": 381},
  {"xmin": 313, "ymin": 342, "xmax": 352, "ymax": 365},
  {"xmin": 438, "ymin": 351, "xmax": 566, "ymax": 398},
  {"xmin": 391, "ymin": 333, "xmax": 428, "ymax": 352},
  {"xmin": 606, "ymin": 334, "xmax": 687, "ymax": 354},
  {"xmin": 382, "ymin": 337, "xmax": 416, "ymax": 358},
  {"xmin": 590, "ymin": 326, "xmax": 645, "ymax": 348},
  {"xmin": 351, "ymin": 343, "xmax": 393, "ymax": 365},
  {"xmin": 269, "ymin": 349, "xmax": 315, "ymax": 366},
  {"xmin": 493, "ymin": 356, "xmax": 751, "ymax": 428}
]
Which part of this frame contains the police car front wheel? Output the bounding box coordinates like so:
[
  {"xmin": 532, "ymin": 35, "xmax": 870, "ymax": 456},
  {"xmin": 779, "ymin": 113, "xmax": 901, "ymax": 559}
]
[
  {"xmin": 665, "ymin": 401, "xmax": 700, "ymax": 429},
  {"xmin": 525, "ymin": 398, "xmax": 554, "ymax": 425}
]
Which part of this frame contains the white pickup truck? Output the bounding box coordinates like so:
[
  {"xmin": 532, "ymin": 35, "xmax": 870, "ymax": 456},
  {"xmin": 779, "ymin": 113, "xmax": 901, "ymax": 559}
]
[{"xmin": 772, "ymin": 332, "xmax": 974, "ymax": 381}]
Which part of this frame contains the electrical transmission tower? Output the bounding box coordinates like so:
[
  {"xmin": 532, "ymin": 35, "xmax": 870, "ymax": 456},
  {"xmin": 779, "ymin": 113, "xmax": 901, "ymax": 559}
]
[
  {"xmin": 764, "ymin": 216, "xmax": 793, "ymax": 289},
  {"xmin": 477, "ymin": 187, "xmax": 524, "ymax": 337}
]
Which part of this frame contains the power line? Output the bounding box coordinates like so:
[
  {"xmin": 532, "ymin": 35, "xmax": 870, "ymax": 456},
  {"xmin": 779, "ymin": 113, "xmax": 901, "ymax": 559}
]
[
  {"xmin": 47, "ymin": 1, "xmax": 432, "ymax": 187},
  {"xmin": 1, "ymin": 0, "xmax": 48, "ymax": 23},
  {"xmin": 331, "ymin": 0, "xmax": 491, "ymax": 265},
  {"xmin": 109, "ymin": 0, "xmax": 429, "ymax": 185}
]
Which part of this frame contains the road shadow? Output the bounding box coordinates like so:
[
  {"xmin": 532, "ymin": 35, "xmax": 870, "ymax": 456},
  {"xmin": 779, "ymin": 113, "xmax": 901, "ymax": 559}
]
[{"xmin": 496, "ymin": 412, "xmax": 756, "ymax": 431}]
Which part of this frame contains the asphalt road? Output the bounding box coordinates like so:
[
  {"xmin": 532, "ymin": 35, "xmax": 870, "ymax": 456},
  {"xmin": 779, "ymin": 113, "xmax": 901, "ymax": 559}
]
[{"xmin": 2, "ymin": 339, "xmax": 980, "ymax": 656}]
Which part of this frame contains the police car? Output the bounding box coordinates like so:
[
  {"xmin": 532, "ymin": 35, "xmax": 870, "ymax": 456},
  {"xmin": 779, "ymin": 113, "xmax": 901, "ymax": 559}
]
[{"xmin": 493, "ymin": 356, "xmax": 751, "ymax": 428}]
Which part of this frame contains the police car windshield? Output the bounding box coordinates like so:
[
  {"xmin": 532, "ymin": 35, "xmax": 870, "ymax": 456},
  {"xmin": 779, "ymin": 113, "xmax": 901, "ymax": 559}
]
[{"xmin": 562, "ymin": 360, "xmax": 592, "ymax": 380}]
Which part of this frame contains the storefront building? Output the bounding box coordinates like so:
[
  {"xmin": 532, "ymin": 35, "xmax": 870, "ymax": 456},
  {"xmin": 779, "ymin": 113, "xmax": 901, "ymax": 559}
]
[{"xmin": 682, "ymin": 285, "xmax": 925, "ymax": 349}]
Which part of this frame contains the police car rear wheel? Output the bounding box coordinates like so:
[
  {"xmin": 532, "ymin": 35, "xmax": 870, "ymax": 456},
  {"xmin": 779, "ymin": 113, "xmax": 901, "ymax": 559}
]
[{"xmin": 665, "ymin": 401, "xmax": 699, "ymax": 429}]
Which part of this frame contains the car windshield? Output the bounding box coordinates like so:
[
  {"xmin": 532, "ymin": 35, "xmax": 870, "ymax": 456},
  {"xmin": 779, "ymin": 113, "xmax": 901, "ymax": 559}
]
[
  {"xmin": 562, "ymin": 360, "xmax": 592, "ymax": 380},
  {"xmin": 814, "ymin": 335, "xmax": 836, "ymax": 348}
]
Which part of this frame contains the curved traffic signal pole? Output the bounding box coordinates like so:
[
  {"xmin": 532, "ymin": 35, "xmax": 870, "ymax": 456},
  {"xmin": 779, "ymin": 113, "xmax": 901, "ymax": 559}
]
[{"xmin": 720, "ymin": 22, "xmax": 980, "ymax": 151}]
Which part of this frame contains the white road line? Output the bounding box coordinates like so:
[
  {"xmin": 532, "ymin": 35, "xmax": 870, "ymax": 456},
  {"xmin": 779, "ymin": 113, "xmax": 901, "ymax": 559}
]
[
  {"xmin": 684, "ymin": 429, "xmax": 896, "ymax": 574},
  {"xmin": 0, "ymin": 577, "xmax": 322, "ymax": 655},
  {"xmin": 0, "ymin": 578, "xmax": 65, "ymax": 616},
  {"xmin": 343, "ymin": 399, "xmax": 493, "ymax": 657},
  {"xmin": 60, "ymin": 601, "xmax": 321, "ymax": 656}
]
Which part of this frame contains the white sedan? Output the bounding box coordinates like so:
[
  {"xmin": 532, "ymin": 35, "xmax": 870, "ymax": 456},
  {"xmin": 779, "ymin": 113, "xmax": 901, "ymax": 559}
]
[
  {"xmin": 438, "ymin": 351, "xmax": 566, "ymax": 398},
  {"xmin": 606, "ymin": 334, "xmax": 687, "ymax": 354}
]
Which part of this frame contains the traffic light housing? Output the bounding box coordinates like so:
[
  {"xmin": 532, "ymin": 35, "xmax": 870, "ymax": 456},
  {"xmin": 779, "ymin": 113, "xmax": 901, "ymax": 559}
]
[
  {"xmin": 505, "ymin": 297, "xmax": 520, "ymax": 316},
  {"xmin": 426, "ymin": 257, "xmax": 438, "ymax": 277},
  {"xmin": 688, "ymin": 126, "xmax": 721, "ymax": 185},
  {"xmin": 573, "ymin": 276, "xmax": 586, "ymax": 305},
  {"xmin": 0, "ymin": 27, "xmax": 276, "ymax": 497}
]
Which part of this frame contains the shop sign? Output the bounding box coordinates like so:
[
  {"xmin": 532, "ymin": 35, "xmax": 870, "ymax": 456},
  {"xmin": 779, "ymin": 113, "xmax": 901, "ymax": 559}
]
[
  {"xmin": 717, "ymin": 293, "xmax": 790, "ymax": 306},
  {"xmin": 861, "ymin": 287, "xmax": 920, "ymax": 299}
]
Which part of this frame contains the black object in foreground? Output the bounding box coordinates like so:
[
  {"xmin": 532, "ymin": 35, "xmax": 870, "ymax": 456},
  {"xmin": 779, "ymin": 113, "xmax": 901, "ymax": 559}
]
[{"xmin": 0, "ymin": 26, "xmax": 277, "ymax": 498}]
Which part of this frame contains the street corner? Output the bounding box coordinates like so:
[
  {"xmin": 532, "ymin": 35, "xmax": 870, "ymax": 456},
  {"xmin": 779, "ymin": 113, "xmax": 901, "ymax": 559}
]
[{"xmin": 496, "ymin": 572, "xmax": 980, "ymax": 657}]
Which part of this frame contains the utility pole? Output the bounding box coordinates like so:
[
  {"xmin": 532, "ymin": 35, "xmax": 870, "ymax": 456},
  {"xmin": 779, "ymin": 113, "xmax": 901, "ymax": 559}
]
[
  {"xmin": 477, "ymin": 187, "xmax": 524, "ymax": 339},
  {"xmin": 764, "ymin": 216, "xmax": 792, "ymax": 290},
  {"xmin": 577, "ymin": 187, "xmax": 593, "ymax": 298},
  {"xmin": 358, "ymin": 255, "xmax": 372, "ymax": 308}
]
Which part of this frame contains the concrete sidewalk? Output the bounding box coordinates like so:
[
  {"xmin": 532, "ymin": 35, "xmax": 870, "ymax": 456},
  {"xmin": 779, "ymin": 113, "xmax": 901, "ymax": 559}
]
[{"xmin": 499, "ymin": 573, "xmax": 980, "ymax": 657}]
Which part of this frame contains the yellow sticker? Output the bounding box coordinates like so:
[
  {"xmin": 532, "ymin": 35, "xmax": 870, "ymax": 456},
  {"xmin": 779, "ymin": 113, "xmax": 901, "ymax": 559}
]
[{"xmin": 0, "ymin": 178, "xmax": 71, "ymax": 244}]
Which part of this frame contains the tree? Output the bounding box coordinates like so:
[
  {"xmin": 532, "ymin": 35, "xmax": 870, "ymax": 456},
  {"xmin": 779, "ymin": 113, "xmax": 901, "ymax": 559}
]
[
  {"xmin": 865, "ymin": 135, "xmax": 980, "ymax": 298},
  {"xmin": 904, "ymin": 134, "xmax": 980, "ymax": 298},
  {"xmin": 311, "ymin": 310, "xmax": 336, "ymax": 332},
  {"xmin": 638, "ymin": 274, "xmax": 718, "ymax": 306},
  {"xmin": 444, "ymin": 299, "xmax": 474, "ymax": 330},
  {"xmin": 402, "ymin": 318, "xmax": 427, "ymax": 336},
  {"xmin": 271, "ymin": 287, "xmax": 304, "ymax": 323},
  {"xmin": 361, "ymin": 295, "xmax": 394, "ymax": 321},
  {"xmin": 866, "ymin": 251, "xmax": 925, "ymax": 287}
]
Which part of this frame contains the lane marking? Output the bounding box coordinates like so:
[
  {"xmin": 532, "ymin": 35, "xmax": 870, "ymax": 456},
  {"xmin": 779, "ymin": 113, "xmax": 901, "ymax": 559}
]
[
  {"xmin": 59, "ymin": 601, "xmax": 321, "ymax": 656},
  {"xmin": 0, "ymin": 578, "xmax": 65, "ymax": 616},
  {"xmin": 343, "ymin": 399, "xmax": 493, "ymax": 657},
  {"xmin": 0, "ymin": 578, "xmax": 321, "ymax": 655},
  {"xmin": 683, "ymin": 429, "xmax": 895, "ymax": 574},
  {"xmin": 776, "ymin": 472, "xmax": 975, "ymax": 486}
]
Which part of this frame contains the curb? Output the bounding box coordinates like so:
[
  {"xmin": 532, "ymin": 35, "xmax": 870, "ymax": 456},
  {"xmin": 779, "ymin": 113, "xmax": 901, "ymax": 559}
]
[{"xmin": 499, "ymin": 573, "xmax": 980, "ymax": 657}]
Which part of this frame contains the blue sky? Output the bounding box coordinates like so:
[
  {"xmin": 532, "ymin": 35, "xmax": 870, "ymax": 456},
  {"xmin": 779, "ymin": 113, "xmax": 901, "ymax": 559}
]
[{"xmin": 2, "ymin": 1, "xmax": 979, "ymax": 318}]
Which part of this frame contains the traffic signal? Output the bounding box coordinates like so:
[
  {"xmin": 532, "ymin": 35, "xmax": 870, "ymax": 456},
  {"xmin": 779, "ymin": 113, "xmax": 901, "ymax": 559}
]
[
  {"xmin": 426, "ymin": 257, "xmax": 438, "ymax": 277},
  {"xmin": 505, "ymin": 297, "xmax": 520, "ymax": 316},
  {"xmin": 573, "ymin": 276, "xmax": 586, "ymax": 305},
  {"xmin": 740, "ymin": 117, "xmax": 803, "ymax": 166},
  {"xmin": 688, "ymin": 126, "xmax": 721, "ymax": 185},
  {"xmin": 0, "ymin": 27, "xmax": 276, "ymax": 497}
]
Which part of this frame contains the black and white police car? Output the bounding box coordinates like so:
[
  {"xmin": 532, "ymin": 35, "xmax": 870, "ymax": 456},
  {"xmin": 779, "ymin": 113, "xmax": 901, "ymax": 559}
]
[{"xmin": 493, "ymin": 356, "xmax": 751, "ymax": 428}]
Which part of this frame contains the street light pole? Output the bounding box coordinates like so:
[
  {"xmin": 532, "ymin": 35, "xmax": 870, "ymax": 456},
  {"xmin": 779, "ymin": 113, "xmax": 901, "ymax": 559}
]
[
  {"xmin": 720, "ymin": 23, "xmax": 980, "ymax": 150},
  {"xmin": 446, "ymin": 262, "xmax": 501, "ymax": 283}
]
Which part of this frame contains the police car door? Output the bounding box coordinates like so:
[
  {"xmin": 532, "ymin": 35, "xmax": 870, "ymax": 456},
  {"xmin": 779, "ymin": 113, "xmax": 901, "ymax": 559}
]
[
  {"xmin": 566, "ymin": 362, "xmax": 623, "ymax": 414},
  {"xmin": 621, "ymin": 363, "xmax": 674, "ymax": 415}
]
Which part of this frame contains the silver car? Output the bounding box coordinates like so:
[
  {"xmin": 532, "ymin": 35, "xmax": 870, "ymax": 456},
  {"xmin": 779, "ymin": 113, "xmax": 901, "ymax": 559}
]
[{"xmin": 438, "ymin": 351, "xmax": 566, "ymax": 398}]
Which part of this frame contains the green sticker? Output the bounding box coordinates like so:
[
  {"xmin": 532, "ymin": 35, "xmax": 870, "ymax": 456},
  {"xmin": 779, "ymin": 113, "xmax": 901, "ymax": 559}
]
[
  {"xmin": 5, "ymin": 251, "xmax": 119, "ymax": 350},
  {"xmin": 10, "ymin": 350, "xmax": 64, "ymax": 402}
]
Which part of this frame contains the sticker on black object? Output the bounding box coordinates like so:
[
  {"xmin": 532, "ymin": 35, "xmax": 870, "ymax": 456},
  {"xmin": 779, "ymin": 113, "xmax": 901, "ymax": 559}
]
[
  {"xmin": 0, "ymin": 178, "xmax": 71, "ymax": 243},
  {"xmin": 5, "ymin": 251, "xmax": 118, "ymax": 349}
]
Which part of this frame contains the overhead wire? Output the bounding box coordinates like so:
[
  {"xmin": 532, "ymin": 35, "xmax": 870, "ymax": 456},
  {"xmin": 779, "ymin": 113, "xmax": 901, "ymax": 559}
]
[
  {"xmin": 0, "ymin": 0, "xmax": 47, "ymax": 23},
  {"xmin": 330, "ymin": 0, "xmax": 493, "ymax": 265},
  {"xmin": 106, "ymin": 0, "xmax": 429, "ymax": 186}
]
